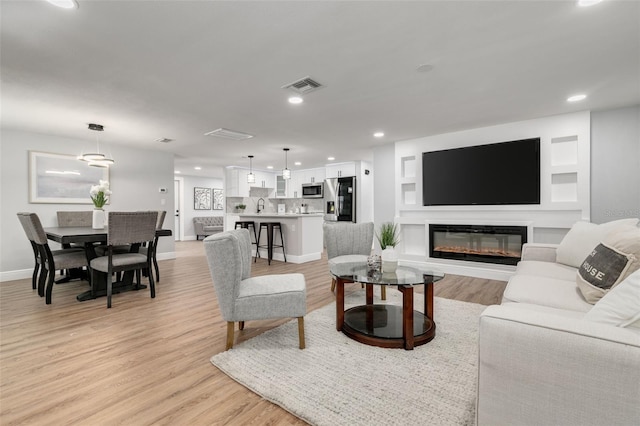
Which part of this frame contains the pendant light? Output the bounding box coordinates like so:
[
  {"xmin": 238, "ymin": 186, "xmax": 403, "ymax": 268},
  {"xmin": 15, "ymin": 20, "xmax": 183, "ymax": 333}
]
[
  {"xmin": 247, "ymin": 155, "xmax": 256, "ymax": 183},
  {"xmin": 282, "ymin": 148, "xmax": 291, "ymax": 180},
  {"xmin": 78, "ymin": 123, "xmax": 114, "ymax": 167}
]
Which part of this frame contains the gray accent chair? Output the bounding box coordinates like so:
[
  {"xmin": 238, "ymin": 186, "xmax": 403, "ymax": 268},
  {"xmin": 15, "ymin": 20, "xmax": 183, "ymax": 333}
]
[
  {"xmin": 90, "ymin": 211, "xmax": 158, "ymax": 308},
  {"xmin": 204, "ymin": 229, "xmax": 306, "ymax": 350},
  {"xmin": 17, "ymin": 212, "xmax": 88, "ymax": 304},
  {"xmin": 194, "ymin": 216, "xmax": 224, "ymax": 240},
  {"xmin": 323, "ymin": 222, "xmax": 385, "ymax": 300}
]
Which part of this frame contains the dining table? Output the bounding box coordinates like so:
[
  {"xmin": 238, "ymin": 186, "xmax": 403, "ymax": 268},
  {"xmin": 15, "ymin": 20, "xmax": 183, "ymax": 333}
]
[{"xmin": 45, "ymin": 226, "xmax": 172, "ymax": 302}]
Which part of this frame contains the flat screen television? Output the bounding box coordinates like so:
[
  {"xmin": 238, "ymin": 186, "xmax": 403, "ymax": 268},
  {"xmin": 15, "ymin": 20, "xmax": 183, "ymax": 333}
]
[{"xmin": 422, "ymin": 138, "xmax": 540, "ymax": 206}]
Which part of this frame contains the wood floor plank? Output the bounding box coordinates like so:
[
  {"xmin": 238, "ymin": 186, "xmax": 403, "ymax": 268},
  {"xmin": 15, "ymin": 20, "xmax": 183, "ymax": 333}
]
[{"xmin": 0, "ymin": 241, "xmax": 506, "ymax": 425}]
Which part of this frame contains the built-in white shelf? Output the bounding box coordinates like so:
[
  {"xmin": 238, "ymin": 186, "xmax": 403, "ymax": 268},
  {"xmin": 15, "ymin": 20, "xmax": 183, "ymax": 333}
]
[
  {"xmin": 550, "ymin": 135, "xmax": 578, "ymax": 166},
  {"xmin": 401, "ymin": 183, "xmax": 416, "ymax": 205},
  {"xmin": 551, "ymin": 172, "xmax": 578, "ymax": 202},
  {"xmin": 401, "ymin": 155, "xmax": 416, "ymax": 179}
]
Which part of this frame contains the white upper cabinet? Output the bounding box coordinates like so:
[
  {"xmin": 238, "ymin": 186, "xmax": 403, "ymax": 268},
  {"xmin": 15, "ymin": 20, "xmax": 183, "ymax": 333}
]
[
  {"xmin": 305, "ymin": 167, "xmax": 326, "ymax": 184},
  {"xmin": 326, "ymin": 162, "xmax": 356, "ymax": 178},
  {"xmin": 226, "ymin": 167, "xmax": 274, "ymax": 197}
]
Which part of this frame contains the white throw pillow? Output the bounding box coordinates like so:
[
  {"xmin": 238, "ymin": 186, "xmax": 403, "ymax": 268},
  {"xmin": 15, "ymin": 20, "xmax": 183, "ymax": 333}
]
[
  {"xmin": 584, "ymin": 268, "xmax": 640, "ymax": 329},
  {"xmin": 556, "ymin": 218, "xmax": 639, "ymax": 268}
]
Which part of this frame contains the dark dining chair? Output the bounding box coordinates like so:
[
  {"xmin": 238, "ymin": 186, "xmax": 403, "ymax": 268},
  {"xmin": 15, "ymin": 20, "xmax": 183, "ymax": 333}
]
[
  {"xmin": 139, "ymin": 210, "xmax": 166, "ymax": 282},
  {"xmin": 17, "ymin": 212, "xmax": 89, "ymax": 303},
  {"xmin": 89, "ymin": 211, "xmax": 158, "ymax": 308}
]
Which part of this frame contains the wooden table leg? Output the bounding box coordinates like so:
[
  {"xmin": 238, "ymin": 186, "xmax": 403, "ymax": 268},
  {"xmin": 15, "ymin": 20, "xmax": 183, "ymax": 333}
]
[
  {"xmin": 336, "ymin": 278, "xmax": 345, "ymax": 331},
  {"xmin": 424, "ymin": 280, "xmax": 434, "ymax": 322},
  {"xmin": 399, "ymin": 286, "xmax": 415, "ymax": 350},
  {"xmin": 366, "ymin": 284, "xmax": 373, "ymax": 305}
]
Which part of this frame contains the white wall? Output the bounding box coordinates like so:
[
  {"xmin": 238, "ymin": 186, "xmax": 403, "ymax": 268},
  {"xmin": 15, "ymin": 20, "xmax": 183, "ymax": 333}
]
[
  {"xmin": 591, "ymin": 105, "xmax": 640, "ymax": 223},
  {"xmin": 372, "ymin": 144, "xmax": 396, "ymax": 250},
  {"xmin": 179, "ymin": 174, "xmax": 224, "ymax": 240},
  {"xmin": 356, "ymin": 160, "xmax": 374, "ymax": 224},
  {"xmin": 0, "ymin": 129, "xmax": 175, "ymax": 281}
]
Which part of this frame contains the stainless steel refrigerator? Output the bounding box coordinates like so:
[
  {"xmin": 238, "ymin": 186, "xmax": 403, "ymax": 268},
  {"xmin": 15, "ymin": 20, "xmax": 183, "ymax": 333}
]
[{"xmin": 324, "ymin": 176, "xmax": 356, "ymax": 222}]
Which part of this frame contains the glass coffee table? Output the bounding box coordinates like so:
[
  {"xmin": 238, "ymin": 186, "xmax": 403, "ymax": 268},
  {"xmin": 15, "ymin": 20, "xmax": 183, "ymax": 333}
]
[{"xmin": 330, "ymin": 262, "xmax": 444, "ymax": 350}]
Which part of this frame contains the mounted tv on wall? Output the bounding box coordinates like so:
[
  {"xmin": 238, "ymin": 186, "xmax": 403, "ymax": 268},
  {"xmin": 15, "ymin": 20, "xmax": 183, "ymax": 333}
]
[{"xmin": 422, "ymin": 138, "xmax": 540, "ymax": 206}]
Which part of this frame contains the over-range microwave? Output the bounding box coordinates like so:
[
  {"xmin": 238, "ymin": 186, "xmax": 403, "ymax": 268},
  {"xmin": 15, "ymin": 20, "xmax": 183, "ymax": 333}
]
[{"xmin": 302, "ymin": 182, "xmax": 324, "ymax": 198}]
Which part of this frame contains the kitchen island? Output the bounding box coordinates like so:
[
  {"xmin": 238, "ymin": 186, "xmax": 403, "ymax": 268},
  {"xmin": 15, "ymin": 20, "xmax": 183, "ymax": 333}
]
[{"xmin": 225, "ymin": 213, "xmax": 324, "ymax": 263}]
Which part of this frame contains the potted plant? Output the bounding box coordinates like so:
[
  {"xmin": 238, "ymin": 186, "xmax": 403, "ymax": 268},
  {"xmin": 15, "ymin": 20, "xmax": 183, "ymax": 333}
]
[
  {"xmin": 376, "ymin": 222, "xmax": 400, "ymax": 272},
  {"xmin": 236, "ymin": 204, "xmax": 246, "ymax": 213},
  {"xmin": 89, "ymin": 180, "xmax": 111, "ymax": 229}
]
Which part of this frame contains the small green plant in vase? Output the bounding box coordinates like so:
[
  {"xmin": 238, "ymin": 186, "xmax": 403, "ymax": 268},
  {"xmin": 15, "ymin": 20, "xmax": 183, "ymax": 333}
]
[
  {"xmin": 236, "ymin": 204, "xmax": 246, "ymax": 212},
  {"xmin": 376, "ymin": 222, "xmax": 400, "ymax": 272}
]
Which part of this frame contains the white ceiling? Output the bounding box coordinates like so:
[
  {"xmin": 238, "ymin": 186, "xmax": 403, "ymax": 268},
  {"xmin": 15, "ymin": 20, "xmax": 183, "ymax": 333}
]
[{"xmin": 2, "ymin": 1, "xmax": 639, "ymax": 178}]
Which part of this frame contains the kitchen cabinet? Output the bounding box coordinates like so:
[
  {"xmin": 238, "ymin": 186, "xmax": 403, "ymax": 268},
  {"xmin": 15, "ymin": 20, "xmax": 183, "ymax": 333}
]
[
  {"xmin": 326, "ymin": 162, "xmax": 355, "ymax": 178},
  {"xmin": 226, "ymin": 168, "xmax": 274, "ymax": 197},
  {"xmin": 275, "ymin": 174, "xmax": 287, "ymax": 198},
  {"xmin": 305, "ymin": 167, "xmax": 326, "ymax": 184},
  {"xmin": 288, "ymin": 170, "xmax": 303, "ymax": 198}
]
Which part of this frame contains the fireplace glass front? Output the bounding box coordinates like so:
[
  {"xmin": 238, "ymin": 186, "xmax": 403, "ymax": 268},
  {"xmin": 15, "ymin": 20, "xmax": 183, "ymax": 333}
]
[{"xmin": 429, "ymin": 224, "xmax": 527, "ymax": 266}]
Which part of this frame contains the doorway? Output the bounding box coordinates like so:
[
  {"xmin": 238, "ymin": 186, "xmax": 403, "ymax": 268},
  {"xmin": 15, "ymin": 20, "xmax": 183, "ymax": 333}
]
[{"xmin": 174, "ymin": 178, "xmax": 184, "ymax": 241}]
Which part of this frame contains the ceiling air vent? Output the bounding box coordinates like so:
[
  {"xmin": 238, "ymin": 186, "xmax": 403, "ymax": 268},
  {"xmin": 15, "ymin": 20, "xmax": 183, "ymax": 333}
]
[
  {"xmin": 281, "ymin": 76, "xmax": 324, "ymax": 94},
  {"xmin": 204, "ymin": 128, "xmax": 254, "ymax": 140}
]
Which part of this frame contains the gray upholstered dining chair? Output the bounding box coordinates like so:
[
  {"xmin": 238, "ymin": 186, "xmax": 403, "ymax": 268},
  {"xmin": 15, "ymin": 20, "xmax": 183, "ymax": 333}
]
[
  {"xmin": 323, "ymin": 222, "xmax": 386, "ymax": 300},
  {"xmin": 138, "ymin": 210, "xmax": 166, "ymax": 282},
  {"xmin": 89, "ymin": 211, "xmax": 158, "ymax": 308},
  {"xmin": 17, "ymin": 212, "xmax": 88, "ymax": 303},
  {"xmin": 204, "ymin": 229, "xmax": 307, "ymax": 350},
  {"xmin": 56, "ymin": 210, "xmax": 93, "ymax": 228}
]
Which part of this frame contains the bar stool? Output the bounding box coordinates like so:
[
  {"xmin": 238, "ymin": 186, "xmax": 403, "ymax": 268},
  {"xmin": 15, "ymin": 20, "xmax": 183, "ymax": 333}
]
[
  {"xmin": 235, "ymin": 221, "xmax": 260, "ymax": 260},
  {"xmin": 257, "ymin": 222, "xmax": 286, "ymax": 265}
]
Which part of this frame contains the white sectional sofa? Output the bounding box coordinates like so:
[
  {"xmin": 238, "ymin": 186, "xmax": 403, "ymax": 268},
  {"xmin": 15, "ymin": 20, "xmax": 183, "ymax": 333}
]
[{"xmin": 477, "ymin": 220, "xmax": 640, "ymax": 425}]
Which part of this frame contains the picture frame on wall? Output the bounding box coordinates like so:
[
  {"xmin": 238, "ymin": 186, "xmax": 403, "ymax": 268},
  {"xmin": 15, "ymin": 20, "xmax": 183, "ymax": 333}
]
[
  {"xmin": 29, "ymin": 151, "xmax": 109, "ymax": 204},
  {"xmin": 194, "ymin": 187, "xmax": 212, "ymax": 210},
  {"xmin": 213, "ymin": 188, "xmax": 224, "ymax": 210}
]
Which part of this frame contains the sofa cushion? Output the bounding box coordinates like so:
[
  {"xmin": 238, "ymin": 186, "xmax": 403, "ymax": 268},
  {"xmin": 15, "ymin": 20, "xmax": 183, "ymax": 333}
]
[
  {"xmin": 576, "ymin": 227, "xmax": 640, "ymax": 304},
  {"xmin": 556, "ymin": 218, "xmax": 639, "ymax": 268},
  {"xmin": 584, "ymin": 269, "xmax": 640, "ymax": 330},
  {"xmin": 503, "ymin": 274, "xmax": 592, "ymax": 313},
  {"xmin": 515, "ymin": 260, "xmax": 577, "ymax": 282}
]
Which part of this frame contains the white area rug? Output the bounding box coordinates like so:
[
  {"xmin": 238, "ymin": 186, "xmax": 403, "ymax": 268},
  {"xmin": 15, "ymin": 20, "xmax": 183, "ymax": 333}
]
[{"xmin": 210, "ymin": 289, "xmax": 487, "ymax": 426}]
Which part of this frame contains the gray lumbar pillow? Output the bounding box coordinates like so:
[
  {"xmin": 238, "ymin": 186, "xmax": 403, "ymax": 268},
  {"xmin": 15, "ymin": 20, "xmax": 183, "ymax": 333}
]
[{"xmin": 576, "ymin": 226, "xmax": 640, "ymax": 304}]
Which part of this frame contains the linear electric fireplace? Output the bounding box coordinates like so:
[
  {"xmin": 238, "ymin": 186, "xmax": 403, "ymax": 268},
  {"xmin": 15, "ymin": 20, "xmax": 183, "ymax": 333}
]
[{"xmin": 429, "ymin": 224, "xmax": 528, "ymax": 266}]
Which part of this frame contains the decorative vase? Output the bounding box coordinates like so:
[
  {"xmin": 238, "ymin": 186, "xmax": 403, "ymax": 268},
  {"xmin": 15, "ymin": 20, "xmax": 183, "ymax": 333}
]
[
  {"xmin": 381, "ymin": 247, "xmax": 398, "ymax": 273},
  {"xmin": 92, "ymin": 208, "xmax": 106, "ymax": 229}
]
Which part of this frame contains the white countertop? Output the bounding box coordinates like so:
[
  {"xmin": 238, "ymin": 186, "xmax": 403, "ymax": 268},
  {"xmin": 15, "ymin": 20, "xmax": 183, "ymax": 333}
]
[{"xmin": 236, "ymin": 213, "xmax": 324, "ymax": 218}]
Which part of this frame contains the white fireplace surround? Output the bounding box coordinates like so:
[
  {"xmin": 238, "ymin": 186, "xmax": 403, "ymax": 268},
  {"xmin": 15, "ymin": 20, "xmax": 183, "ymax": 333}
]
[{"xmin": 397, "ymin": 219, "xmax": 533, "ymax": 281}]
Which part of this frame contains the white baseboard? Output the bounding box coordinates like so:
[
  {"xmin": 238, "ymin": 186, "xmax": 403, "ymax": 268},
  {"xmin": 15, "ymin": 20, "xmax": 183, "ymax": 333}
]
[
  {"xmin": 255, "ymin": 249, "xmax": 321, "ymax": 264},
  {"xmin": 0, "ymin": 268, "xmax": 33, "ymax": 283},
  {"xmin": 1, "ymin": 252, "xmax": 177, "ymax": 283}
]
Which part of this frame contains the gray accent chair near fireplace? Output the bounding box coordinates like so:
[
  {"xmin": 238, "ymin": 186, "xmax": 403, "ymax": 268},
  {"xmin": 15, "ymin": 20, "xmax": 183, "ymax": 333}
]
[
  {"xmin": 323, "ymin": 222, "xmax": 385, "ymax": 300},
  {"xmin": 204, "ymin": 229, "xmax": 306, "ymax": 350}
]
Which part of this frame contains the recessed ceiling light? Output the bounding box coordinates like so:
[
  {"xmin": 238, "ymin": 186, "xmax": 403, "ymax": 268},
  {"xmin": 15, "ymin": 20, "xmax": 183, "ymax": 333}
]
[
  {"xmin": 175, "ymin": 171, "xmax": 181, "ymax": 174},
  {"xmin": 194, "ymin": 166, "xmax": 202, "ymax": 170},
  {"xmin": 567, "ymin": 94, "xmax": 587, "ymax": 102},
  {"xmin": 267, "ymin": 165, "xmax": 274, "ymax": 170},
  {"xmin": 373, "ymin": 132, "xmax": 385, "ymax": 138},
  {"xmin": 46, "ymin": 0, "xmax": 79, "ymax": 9},
  {"xmin": 294, "ymin": 161, "xmax": 302, "ymax": 166},
  {"xmin": 577, "ymin": 0, "xmax": 603, "ymax": 7},
  {"xmin": 155, "ymin": 137, "xmax": 173, "ymax": 143},
  {"xmin": 288, "ymin": 96, "xmax": 304, "ymax": 104},
  {"xmin": 327, "ymin": 156, "xmax": 335, "ymax": 161},
  {"xmin": 416, "ymin": 64, "xmax": 434, "ymax": 73}
]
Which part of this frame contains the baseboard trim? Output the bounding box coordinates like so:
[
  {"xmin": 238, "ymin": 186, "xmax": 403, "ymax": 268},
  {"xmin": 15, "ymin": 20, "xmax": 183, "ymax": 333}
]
[{"xmin": 1, "ymin": 252, "xmax": 177, "ymax": 283}]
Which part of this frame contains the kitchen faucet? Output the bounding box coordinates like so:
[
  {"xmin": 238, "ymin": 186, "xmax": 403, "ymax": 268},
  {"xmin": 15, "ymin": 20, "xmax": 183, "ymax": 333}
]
[{"xmin": 257, "ymin": 198, "xmax": 265, "ymax": 214}]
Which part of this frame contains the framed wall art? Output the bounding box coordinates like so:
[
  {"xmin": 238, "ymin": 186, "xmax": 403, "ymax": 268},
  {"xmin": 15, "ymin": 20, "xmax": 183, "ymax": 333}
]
[
  {"xmin": 194, "ymin": 187, "xmax": 212, "ymax": 210},
  {"xmin": 29, "ymin": 151, "xmax": 109, "ymax": 204},
  {"xmin": 213, "ymin": 188, "xmax": 224, "ymax": 210}
]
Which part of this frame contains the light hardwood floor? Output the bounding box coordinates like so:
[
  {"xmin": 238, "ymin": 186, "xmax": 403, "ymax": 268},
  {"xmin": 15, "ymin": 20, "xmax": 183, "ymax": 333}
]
[{"xmin": 0, "ymin": 241, "xmax": 506, "ymax": 425}]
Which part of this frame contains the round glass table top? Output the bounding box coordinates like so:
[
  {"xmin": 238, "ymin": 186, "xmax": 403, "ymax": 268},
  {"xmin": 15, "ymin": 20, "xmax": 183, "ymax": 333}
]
[{"xmin": 329, "ymin": 262, "xmax": 444, "ymax": 286}]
